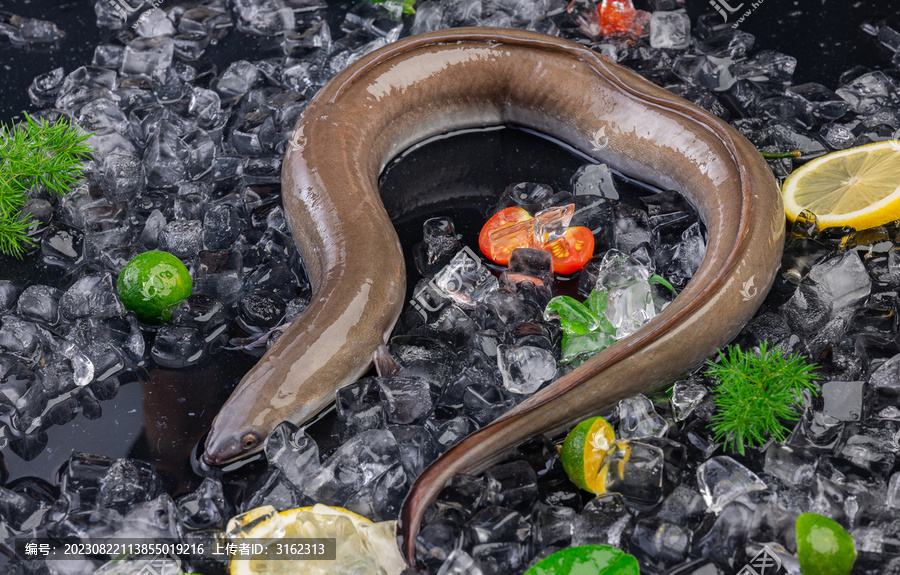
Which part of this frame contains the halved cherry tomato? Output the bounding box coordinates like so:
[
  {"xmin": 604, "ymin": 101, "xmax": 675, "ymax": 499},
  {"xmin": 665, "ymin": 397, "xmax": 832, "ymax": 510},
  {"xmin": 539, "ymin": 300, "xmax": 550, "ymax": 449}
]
[
  {"xmin": 479, "ymin": 206, "xmax": 533, "ymax": 265},
  {"xmin": 479, "ymin": 206, "xmax": 595, "ymax": 274},
  {"xmin": 545, "ymin": 226, "xmax": 595, "ymax": 275}
]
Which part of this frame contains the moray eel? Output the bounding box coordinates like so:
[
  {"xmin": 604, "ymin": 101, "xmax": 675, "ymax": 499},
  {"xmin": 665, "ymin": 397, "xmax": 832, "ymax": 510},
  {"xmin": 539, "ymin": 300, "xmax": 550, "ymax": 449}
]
[{"xmin": 202, "ymin": 27, "xmax": 785, "ymax": 563}]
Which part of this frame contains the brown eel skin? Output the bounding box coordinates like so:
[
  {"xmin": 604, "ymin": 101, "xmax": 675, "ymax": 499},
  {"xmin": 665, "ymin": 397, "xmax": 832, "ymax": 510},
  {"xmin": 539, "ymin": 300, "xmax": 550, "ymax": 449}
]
[{"xmin": 201, "ymin": 27, "xmax": 786, "ymax": 564}]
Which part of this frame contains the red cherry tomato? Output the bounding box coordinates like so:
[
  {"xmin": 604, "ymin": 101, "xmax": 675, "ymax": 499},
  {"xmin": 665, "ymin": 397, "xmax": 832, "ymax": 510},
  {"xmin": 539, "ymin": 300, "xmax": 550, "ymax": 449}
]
[
  {"xmin": 478, "ymin": 206, "xmax": 533, "ymax": 265},
  {"xmin": 545, "ymin": 226, "xmax": 595, "ymax": 275}
]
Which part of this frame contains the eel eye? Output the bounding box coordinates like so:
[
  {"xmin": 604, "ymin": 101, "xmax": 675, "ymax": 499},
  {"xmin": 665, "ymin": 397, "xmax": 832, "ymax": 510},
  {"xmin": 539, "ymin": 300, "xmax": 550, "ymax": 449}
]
[{"xmin": 241, "ymin": 433, "xmax": 259, "ymax": 450}]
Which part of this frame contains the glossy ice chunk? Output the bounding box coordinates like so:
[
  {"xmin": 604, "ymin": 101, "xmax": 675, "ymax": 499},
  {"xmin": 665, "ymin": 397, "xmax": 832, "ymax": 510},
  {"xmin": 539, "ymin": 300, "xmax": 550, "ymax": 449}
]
[
  {"xmin": 376, "ymin": 375, "xmax": 433, "ymax": 425},
  {"xmin": 265, "ymin": 421, "xmax": 321, "ymax": 490},
  {"xmin": 573, "ymin": 493, "xmax": 633, "ymax": 547},
  {"xmin": 500, "ymin": 248, "xmax": 553, "ymax": 305},
  {"xmin": 571, "ymin": 163, "xmax": 619, "ymax": 199},
  {"xmin": 821, "ymin": 380, "xmax": 865, "ymax": 421},
  {"xmin": 807, "ymin": 251, "xmax": 871, "ymax": 320},
  {"xmin": 483, "ymin": 460, "xmax": 538, "ymax": 513},
  {"xmin": 670, "ymin": 378, "xmax": 707, "ymax": 421},
  {"xmin": 437, "ymin": 549, "xmax": 484, "ymax": 575},
  {"xmin": 650, "ymin": 11, "xmax": 690, "ymax": 49},
  {"xmin": 617, "ymin": 395, "xmax": 669, "ymax": 439},
  {"xmin": 697, "ymin": 456, "xmax": 767, "ymax": 513},
  {"xmin": 415, "ymin": 217, "xmax": 461, "ymax": 276},
  {"xmin": 602, "ymin": 441, "xmax": 665, "ymax": 508},
  {"xmin": 305, "ymin": 429, "xmax": 400, "ymax": 506},
  {"xmin": 121, "ymin": 37, "xmax": 174, "ymax": 80},
  {"xmin": 433, "ymin": 248, "xmax": 498, "ymax": 308},
  {"xmin": 497, "ymin": 344, "xmax": 556, "ymax": 395},
  {"xmin": 763, "ymin": 444, "xmax": 817, "ymax": 487}
]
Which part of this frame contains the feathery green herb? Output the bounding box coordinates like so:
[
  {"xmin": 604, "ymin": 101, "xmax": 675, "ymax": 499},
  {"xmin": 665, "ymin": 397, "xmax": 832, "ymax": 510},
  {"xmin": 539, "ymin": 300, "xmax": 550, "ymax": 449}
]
[
  {"xmin": 706, "ymin": 343, "xmax": 820, "ymax": 456},
  {"xmin": 0, "ymin": 113, "xmax": 93, "ymax": 258}
]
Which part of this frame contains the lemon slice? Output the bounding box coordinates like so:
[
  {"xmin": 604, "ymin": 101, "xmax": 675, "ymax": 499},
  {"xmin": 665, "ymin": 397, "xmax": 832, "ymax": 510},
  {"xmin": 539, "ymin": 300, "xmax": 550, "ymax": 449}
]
[
  {"xmin": 227, "ymin": 504, "xmax": 406, "ymax": 575},
  {"xmin": 781, "ymin": 141, "xmax": 900, "ymax": 230}
]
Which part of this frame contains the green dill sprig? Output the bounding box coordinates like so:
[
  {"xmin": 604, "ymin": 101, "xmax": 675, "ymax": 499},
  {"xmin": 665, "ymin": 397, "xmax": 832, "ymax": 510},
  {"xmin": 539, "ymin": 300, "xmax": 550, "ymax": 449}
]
[
  {"xmin": 706, "ymin": 343, "xmax": 820, "ymax": 456},
  {"xmin": 0, "ymin": 112, "xmax": 93, "ymax": 258}
]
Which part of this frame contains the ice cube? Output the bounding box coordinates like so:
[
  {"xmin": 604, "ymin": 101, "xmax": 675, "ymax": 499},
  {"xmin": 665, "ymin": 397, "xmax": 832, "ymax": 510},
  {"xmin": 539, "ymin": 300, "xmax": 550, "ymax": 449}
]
[
  {"xmin": 888, "ymin": 472, "xmax": 900, "ymax": 509},
  {"xmin": 471, "ymin": 542, "xmax": 524, "ymax": 575},
  {"xmin": 99, "ymin": 153, "xmax": 144, "ymax": 203},
  {"xmin": 416, "ymin": 520, "xmax": 463, "ymax": 567},
  {"xmin": 59, "ymin": 274, "xmax": 124, "ymax": 321},
  {"xmin": 390, "ymin": 424, "xmax": 441, "ymax": 477},
  {"xmin": 17, "ymin": 285, "xmax": 61, "ymax": 325},
  {"xmin": 499, "ymin": 248, "xmax": 553, "ymax": 306},
  {"xmin": 90, "ymin": 457, "xmax": 164, "ymax": 514},
  {"xmin": 466, "ymin": 505, "xmax": 531, "ymax": 546},
  {"xmin": 0, "ymin": 315, "xmax": 41, "ymax": 354},
  {"xmin": 475, "ymin": 289, "xmax": 535, "ymax": 333},
  {"xmin": 121, "ymin": 37, "xmax": 174, "ymax": 80},
  {"xmin": 570, "ymin": 164, "xmax": 618, "ymax": 201},
  {"xmin": 809, "ymin": 474, "xmax": 856, "ymax": 527},
  {"xmin": 733, "ymin": 50, "xmax": 797, "ymax": 85},
  {"xmin": 336, "ymin": 378, "xmax": 385, "ymax": 437},
  {"xmin": 608, "ymin": 205, "xmax": 652, "ymax": 254},
  {"xmin": 133, "ymin": 8, "xmax": 175, "ymax": 37},
  {"xmin": 7, "ymin": 15, "xmax": 65, "ymax": 46},
  {"xmin": 437, "ymin": 549, "xmax": 484, "ymax": 575},
  {"xmin": 836, "ymin": 71, "xmax": 897, "ymax": 115},
  {"xmin": 870, "ymin": 353, "xmax": 900, "ymax": 394},
  {"xmin": 433, "ymin": 248, "xmax": 498, "ymax": 308},
  {"xmin": 617, "ymin": 394, "xmax": 669, "ymax": 439},
  {"xmin": 629, "ymin": 517, "xmax": 692, "ymax": 571},
  {"xmin": 158, "ymin": 220, "xmax": 202, "ymax": 260},
  {"xmin": 650, "ymin": 11, "xmax": 690, "ymax": 49},
  {"xmin": 176, "ymin": 476, "xmax": 230, "ymax": 530},
  {"xmin": 241, "ymin": 468, "xmax": 311, "ymax": 513},
  {"xmin": 188, "ymin": 86, "xmax": 222, "ymax": 129},
  {"xmin": 694, "ymin": 501, "xmax": 753, "ymax": 568},
  {"xmin": 697, "ymin": 456, "xmax": 767, "ymax": 513},
  {"xmin": 234, "ymin": 0, "xmax": 295, "ymax": 35},
  {"xmin": 573, "ymin": 493, "xmax": 633, "ymax": 547},
  {"xmin": 415, "ymin": 217, "xmax": 461, "ymax": 276},
  {"xmin": 600, "ymin": 441, "xmax": 665, "ymax": 509},
  {"xmin": 604, "ymin": 279, "xmax": 656, "ymax": 339},
  {"xmin": 376, "ymin": 375, "xmax": 433, "ymax": 425},
  {"xmin": 92, "ymin": 44, "xmax": 124, "ymax": 69},
  {"xmin": 497, "ymin": 344, "xmax": 556, "ymax": 395},
  {"xmin": 344, "ymin": 463, "xmax": 408, "ymax": 522},
  {"xmin": 838, "ymin": 434, "xmax": 895, "ymax": 475},
  {"xmin": 671, "ymin": 378, "xmax": 708, "ymax": 422},
  {"xmin": 425, "ymin": 406, "xmax": 473, "ymax": 448},
  {"xmin": 264, "ymin": 421, "xmax": 320, "ymax": 490},
  {"xmin": 305, "ymin": 429, "xmax": 400, "ymax": 506},
  {"xmin": 779, "ymin": 284, "xmax": 832, "ymax": 336},
  {"xmin": 217, "ymin": 60, "xmax": 261, "ymax": 95},
  {"xmin": 673, "ymin": 54, "xmax": 736, "ymax": 92},
  {"xmin": 463, "ymin": 383, "xmax": 516, "ymax": 427},
  {"xmin": 150, "ymin": 325, "xmax": 206, "ymax": 368},
  {"xmin": 656, "ymin": 485, "xmax": 707, "ymax": 527},
  {"xmin": 821, "ymin": 380, "xmax": 866, "ymax": 422},
  {"xmin": 28, "ymin": 66, "xmax": 65, "ymax": 106},
  {"xmin": 483, "ymin": 460, "xmax": 538, "ymax": 513},
  {"xmin": 0, "ymin": 281, "xmax": 21, "ymax": 313},
  {"xmin": 763, "ymin": 444, "xmax": 818, "ymax": 487}
]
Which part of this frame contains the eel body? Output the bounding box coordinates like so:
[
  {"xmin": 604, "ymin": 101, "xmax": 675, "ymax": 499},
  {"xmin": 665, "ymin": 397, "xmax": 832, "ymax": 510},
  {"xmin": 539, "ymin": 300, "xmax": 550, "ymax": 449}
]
[{"xmin": 201, "ymin": 27, "xmax": 785, "ymax": 564}]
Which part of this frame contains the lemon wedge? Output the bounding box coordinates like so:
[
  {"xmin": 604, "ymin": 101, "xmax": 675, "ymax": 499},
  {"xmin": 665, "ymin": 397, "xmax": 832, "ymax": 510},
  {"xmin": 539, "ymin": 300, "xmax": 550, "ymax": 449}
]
[
  {"xmin": 227, "ymin": 504, "xmax": 406, "ymax": 575},
  {"xmin": 781, "ymin": 141, "xmax": 900, "ymax": 230}
]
